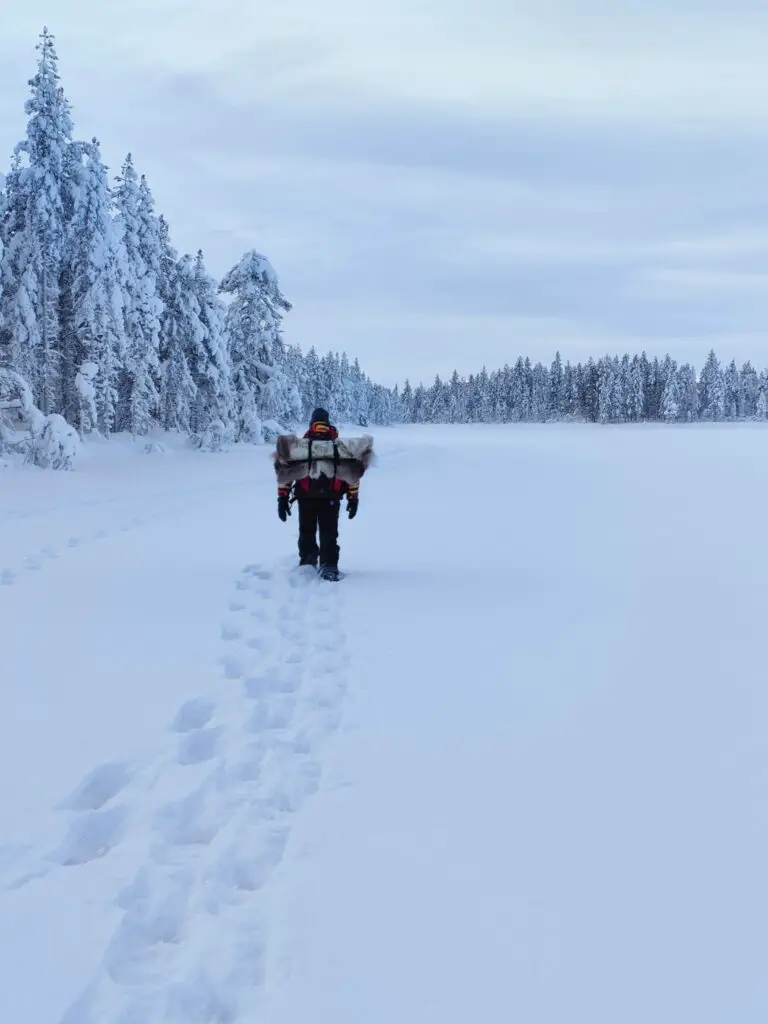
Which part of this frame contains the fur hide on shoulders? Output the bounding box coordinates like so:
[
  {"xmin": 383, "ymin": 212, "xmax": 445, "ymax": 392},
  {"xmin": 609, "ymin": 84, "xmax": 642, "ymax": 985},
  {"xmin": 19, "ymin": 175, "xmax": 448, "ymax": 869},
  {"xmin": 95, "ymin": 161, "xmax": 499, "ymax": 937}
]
[{"xmin": 273, "ymin": 433, "xmax": 375, "ymax": 487}]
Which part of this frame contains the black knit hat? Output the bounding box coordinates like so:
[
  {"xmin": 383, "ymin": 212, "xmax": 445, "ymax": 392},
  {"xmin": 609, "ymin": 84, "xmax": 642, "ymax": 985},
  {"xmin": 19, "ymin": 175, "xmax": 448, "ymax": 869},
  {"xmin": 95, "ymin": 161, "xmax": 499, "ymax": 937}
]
[{"xmin": 310, "ymin": 407, "xmax": 330, "ymax": 425}]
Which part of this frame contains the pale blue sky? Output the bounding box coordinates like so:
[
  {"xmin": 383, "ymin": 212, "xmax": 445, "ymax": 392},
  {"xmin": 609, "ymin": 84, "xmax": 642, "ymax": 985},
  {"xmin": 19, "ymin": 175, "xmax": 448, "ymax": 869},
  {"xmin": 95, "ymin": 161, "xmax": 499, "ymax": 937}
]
[{"xmin": 1, "ymin": 2, "xmax": 767, "ymax": 385}]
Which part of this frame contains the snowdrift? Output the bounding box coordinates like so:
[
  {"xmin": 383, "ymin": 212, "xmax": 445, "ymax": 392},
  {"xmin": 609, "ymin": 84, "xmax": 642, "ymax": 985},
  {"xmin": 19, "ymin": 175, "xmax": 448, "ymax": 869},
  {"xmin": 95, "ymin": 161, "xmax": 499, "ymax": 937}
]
[{"xmin": 273, "ymin": 433, "xmax": 374, "ymax": 487}]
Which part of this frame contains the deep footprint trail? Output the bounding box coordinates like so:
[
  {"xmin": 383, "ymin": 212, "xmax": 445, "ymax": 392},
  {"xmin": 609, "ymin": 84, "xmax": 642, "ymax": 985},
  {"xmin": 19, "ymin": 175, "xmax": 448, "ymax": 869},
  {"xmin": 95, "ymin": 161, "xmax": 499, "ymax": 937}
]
[{"xmin": 3, "ymin": 560, "xmax": 348, "ymax": 1024}]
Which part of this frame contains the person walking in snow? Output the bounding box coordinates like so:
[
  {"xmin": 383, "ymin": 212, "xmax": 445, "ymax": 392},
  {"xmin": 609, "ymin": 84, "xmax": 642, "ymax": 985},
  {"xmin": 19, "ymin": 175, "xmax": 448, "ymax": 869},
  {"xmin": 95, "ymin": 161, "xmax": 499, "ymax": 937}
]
[{"xmin": 277, "ymin": 409, "xmax": 359, "ymax": 581}]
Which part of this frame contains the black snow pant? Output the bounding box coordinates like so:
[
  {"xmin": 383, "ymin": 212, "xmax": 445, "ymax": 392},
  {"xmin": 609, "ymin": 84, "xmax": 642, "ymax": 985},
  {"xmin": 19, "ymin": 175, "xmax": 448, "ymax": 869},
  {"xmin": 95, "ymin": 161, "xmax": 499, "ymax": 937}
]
[{"xmin": 297, "ymin": 498, "xmax": 340, "ymax": 568}]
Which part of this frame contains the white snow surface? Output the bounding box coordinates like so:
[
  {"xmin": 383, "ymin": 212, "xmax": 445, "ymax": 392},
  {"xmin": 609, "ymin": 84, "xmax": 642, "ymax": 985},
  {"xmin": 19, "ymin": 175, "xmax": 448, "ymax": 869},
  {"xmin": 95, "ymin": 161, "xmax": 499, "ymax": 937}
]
[{"xmin": 1, "ymin": 424, "xmax": 766, "ymax": 1023}]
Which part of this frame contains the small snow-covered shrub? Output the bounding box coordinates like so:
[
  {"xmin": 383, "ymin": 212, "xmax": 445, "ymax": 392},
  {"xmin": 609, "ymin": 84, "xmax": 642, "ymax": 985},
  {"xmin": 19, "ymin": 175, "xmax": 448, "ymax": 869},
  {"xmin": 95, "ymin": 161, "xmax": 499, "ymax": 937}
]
[
  {"xmin": 1, "ymin": 369, "xmax": 42, "ymax": 462},
  {"xmin": 143, "ymin": 441, "xmax": 167, "ymax": 455},
  {"xmin": 261, "ymin": 419, "xmax": 283, "ymax": 443},
  {"xmin": 29, "ymin": 413, "xmax": 80, "ymax": 470},
  {"xmin": 0, "ymin": 368, "xmax": 35, "ymax": 455},
  {"xmin": 238, "ymin": 411, "xmax": 263, "ymax": 444},
  {"xmin": 192, "ymin": 418, "xmax": 231, "ymax": 453}
]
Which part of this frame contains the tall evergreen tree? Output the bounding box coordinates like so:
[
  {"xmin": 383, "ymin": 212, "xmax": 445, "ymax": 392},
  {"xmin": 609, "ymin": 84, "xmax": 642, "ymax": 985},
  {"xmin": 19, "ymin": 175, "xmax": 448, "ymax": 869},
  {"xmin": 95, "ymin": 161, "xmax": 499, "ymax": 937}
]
[
  {"xmin": 190, "ymin": 249, "xmax": 234, "ymax": 438},
  {"xmin": 63, "ymin": 138, "xmax": 125, "ymax": 433},
  {"xmin": 219, "ymin": 250, "xmax": 300, "ymax": 441},
  {"xmin": 113, "ymin": 153, "xmax": 161, "ymax": 433},
  {"xmin": 0, "ymin": 27, "xmax": 74, "ymax": 414},
  {"xmin": 698, "ymin": 349, "xmax": 725, "ymax": 421}
]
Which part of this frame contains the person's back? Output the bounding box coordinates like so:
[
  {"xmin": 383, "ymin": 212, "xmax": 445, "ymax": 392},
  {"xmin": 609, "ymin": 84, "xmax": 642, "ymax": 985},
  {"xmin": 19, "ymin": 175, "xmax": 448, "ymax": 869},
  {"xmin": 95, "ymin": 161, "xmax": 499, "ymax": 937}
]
[{"xmin": 277, "ymin": 409, "xmax": 359, "ymax": 579}]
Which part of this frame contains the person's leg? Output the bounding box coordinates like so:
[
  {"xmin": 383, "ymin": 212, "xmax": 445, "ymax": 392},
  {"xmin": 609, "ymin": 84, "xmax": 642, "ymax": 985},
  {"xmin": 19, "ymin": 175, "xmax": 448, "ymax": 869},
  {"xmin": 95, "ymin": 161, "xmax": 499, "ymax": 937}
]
[
  {"xmin": 317, "ymin": 500, "xmax": 341, "ymax": 568},
  {"xmin": 297, "ymin": 500, "xmax": 320, "ymax": 566}
]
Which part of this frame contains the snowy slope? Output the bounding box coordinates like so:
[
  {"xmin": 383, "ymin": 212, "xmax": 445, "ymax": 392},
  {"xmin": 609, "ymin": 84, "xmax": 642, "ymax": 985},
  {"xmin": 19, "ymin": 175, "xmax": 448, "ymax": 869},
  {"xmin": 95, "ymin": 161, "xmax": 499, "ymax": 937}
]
[{"xmin": 1, "ymin": 425, "xmax": 767, "ymax": 1023}]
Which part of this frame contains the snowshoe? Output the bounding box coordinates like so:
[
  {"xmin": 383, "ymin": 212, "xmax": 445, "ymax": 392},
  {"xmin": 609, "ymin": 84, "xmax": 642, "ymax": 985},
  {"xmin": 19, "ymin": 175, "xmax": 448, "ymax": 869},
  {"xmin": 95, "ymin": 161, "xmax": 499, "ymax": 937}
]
[{"xmin": 317, "ymin": 565, "xmax": 343, "ymax": 582}]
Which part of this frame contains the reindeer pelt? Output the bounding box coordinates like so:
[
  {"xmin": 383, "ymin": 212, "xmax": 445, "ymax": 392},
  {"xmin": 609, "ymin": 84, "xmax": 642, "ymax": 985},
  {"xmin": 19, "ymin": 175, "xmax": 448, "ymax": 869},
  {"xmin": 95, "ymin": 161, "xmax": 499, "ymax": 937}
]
[{"xmin": 274, "ymin": 433, "xmax": 375, "ymax": 487}]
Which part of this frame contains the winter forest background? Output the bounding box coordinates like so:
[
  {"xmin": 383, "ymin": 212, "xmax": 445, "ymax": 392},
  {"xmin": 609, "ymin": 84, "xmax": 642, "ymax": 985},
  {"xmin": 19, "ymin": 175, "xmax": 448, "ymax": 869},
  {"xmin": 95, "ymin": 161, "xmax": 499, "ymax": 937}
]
[
  {"xmin": 2, "ymin": 31, "xmax": 767, "ymax": 468},
  {"xmin": 0, "ymin": 29, "xmax": 397, "ymax": 466}
]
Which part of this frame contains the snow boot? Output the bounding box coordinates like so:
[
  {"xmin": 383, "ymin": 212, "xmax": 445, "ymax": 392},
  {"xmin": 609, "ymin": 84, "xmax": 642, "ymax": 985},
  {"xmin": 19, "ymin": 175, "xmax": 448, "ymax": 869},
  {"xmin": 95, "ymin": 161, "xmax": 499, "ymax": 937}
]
[{"xmin": 318, "ymin": 564, "xmax": 343, "ymax": 582}]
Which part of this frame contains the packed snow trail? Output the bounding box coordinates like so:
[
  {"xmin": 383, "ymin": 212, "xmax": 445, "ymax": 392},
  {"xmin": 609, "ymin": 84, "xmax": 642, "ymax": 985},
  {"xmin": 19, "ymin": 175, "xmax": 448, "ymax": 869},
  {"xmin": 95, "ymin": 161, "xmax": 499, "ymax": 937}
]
[{"xmin": 1, "ymin": 426, "xmax": 767, "ymax": 1023}]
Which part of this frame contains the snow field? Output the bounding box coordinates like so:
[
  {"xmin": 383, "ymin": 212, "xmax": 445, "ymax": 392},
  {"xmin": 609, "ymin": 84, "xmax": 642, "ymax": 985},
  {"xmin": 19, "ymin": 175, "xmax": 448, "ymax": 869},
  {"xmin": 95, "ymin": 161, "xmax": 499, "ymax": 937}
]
[{"xmin": 1, "ymin": 424, "xmax": 767, "ymax": 1023}]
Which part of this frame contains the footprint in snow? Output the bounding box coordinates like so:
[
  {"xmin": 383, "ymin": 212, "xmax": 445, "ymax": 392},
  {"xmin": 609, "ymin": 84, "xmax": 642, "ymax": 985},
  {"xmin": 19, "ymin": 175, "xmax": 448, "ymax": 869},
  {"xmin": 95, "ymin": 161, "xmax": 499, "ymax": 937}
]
[
  {"xmin": 156, "ymin": 784, "xmax": 221, "ymax": 847},
  {"xmin": 243, "ymin": 564, "xmax": 272, "ymax": 580},
  {"xmin": 171, "ymin": 697, "xmax": 215, "ymax": 733},
  {"xmin": 0, "ymin": 569, "xmax": 15, "ymax": 585},
  {"xmin": 60, "ymin": 760, "xmax": 135, "ymax": 812},
  {"xmin": 50, "ymin": 804, "xmax": 129, "ymax": 866},
  {"xmin": 276, "ymin": 664, "xmax": 303, "ymax": 693},
  {"xmin": 214, "ymin": 824, "xmax": 289, "ymax": 893},
  {"xmin": 177, "ymin": 726, "xmax": 223, "ymax": 766},
  {"xmin": 243, "ymin": 674, "xmax": 278, "ymax": 700},
  {"xmin": 221, "ymin": 654, "xmax": 244, "ymax": 680},
  {"xmin": 221, "ymin": 621, "xmax": 243, "ymax": 641},
  {"xmin": 246, "ymin": 635, "xmax": 272, "ymax": 654},
  {"xmin": 272, "ymin": 760, "xmax": 322, "ymax": 814},
  {"xmin": 246, "ymin": 696, "xmax": 296, "ymax": 733}
]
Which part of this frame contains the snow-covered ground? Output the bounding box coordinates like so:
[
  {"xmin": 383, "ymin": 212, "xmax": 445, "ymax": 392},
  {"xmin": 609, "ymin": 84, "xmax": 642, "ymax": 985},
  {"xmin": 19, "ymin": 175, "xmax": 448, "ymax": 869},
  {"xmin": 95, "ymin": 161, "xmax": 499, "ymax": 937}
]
[{"xmin": 1, "ymin": 424, "xmax": 766, "ymax": 1023}]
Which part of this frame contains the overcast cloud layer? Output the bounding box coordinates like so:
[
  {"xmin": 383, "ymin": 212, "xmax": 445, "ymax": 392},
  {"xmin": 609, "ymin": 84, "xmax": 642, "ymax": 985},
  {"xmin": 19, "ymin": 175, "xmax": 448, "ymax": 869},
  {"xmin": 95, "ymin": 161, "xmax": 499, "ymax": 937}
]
[{"xmin": 1, "ymin": 2, "xmax": 767, "ymax": 385}]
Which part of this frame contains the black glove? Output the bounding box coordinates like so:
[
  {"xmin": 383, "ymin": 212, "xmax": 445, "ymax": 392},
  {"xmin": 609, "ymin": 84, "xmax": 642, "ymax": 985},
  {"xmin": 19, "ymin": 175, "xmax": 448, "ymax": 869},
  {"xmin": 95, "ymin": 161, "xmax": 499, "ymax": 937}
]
[
  {"xmin": 278, "ymin": 494, "xmax": 291, "ymax": 522},
  {"xmin": 347, "ymin": 498, "xmax": 358, "ymax": 520}
]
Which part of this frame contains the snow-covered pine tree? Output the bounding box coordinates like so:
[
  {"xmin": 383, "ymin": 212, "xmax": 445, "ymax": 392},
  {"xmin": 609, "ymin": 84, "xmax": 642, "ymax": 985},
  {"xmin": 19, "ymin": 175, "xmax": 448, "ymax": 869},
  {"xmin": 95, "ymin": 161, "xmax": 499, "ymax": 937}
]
[
  {"xmin": 190, "ymin": 250, "xmax": 234, "ymax": 443},
  {"xmin": 62, "ymin": 138, "xmax": 126, "ymax": 434},
  {"xmin": 448, "ymin": 369, "xmax": 463, "ymax": 423},
  {"xmin": 549, "ymin": 351, "xmax": 564, "ymax": 418},
  {"xmin": 531, "ymin": 361, "xmax": 549, "ymax": 422},
  {"xmin": 0, "ymin": 28, "xmax": 74, "ymax": 414},
  {"xmin": 740, "ymin": 361, "xmax": 759, "ymax": 419},
  {"xmin": 677, "ymin": 363, "xmax": 698, "ymax": 421},
  {"xmin": 113, "ymin": 154, "xmax": 162, "ymax": 434},
  {"xmin": 283, "ymin": 344, "xmax": 309, "ymax": 420},
  {"xmin": 350, "ymin": 357, "xmax": 369, "ymax": 425},
  {"xmin": 757, "ymin": 370, "xmax": 768, "ymax": 420},
  {"xmin": 724, "ymin": 359, "xmax": 740, "ymax": 420},
  {"xmin": 660, "ymin": 361, "xmax": 680, "ymax": 422},
  {"xmin": 698, "ymin": 349, "xmax": 725, "ymax": 421},
  {"xmin": 628, "ymin": 355, "xmax": 645, "ymax": 422},
  {"xmin": 156, "ymin": 222, "xmax": 197, "ymax": 433},
  {"xmin": 219, "ymin": 250, "xmax": 300, "ymax": 441},
  {"xmin": 301, "ymin": 347, "xmax": 322, "ymax": 420},
  {"xmin": 598, "ymin": 356, "xmax": 616, "ymax": 424}
]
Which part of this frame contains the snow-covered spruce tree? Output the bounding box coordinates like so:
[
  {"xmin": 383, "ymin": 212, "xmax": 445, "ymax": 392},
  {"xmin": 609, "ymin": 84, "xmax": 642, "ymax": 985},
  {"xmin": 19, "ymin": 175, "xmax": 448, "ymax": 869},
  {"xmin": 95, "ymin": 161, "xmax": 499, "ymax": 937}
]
[
  {"xmin": 113, "ymin": 154, "xmax": 162, "ymax": 434},
  {"xmin": 219, "ymin": 250, "xmax": 301, "ymax": 442},
  {"xmin": 283, "ymin": 343, "xmax": 309, "ymax": 420},
  {"xmin": 724, "ymin": 358, "xmax": 740, "ymax": 420},
  {"xmin": 61, "ymin": 138, "xmax": 126, "ymax": 434},
  {"xmin": 300, "ymin": 346, "xmax": 322, "ymax": 420},
  {"xmin": 660, "ymin": 362, "xmax": 681, "ymax": 422},
  {"xmin": 156, "ymin": 220, "xmax": 197, "ymax": 433},
  {"xmin": 189, "ymin": 250, "xmax": 234, "ymax": 445},
  {"xmin": 698, "ymin": 349, "xmax": 725, "ymax": 421},
  {"xmin": 740, "ymin": 361, "xmax": 760, "ymax": 419},
  {"xmin": 0, "ymin": 28, "xmax": 74, "ymax": 415}
]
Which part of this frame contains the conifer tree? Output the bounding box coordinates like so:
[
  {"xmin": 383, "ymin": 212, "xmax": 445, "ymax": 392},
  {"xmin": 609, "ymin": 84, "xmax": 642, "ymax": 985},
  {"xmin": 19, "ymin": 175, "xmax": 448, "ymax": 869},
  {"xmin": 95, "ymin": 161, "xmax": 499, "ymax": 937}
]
[
  {"xmin": 0, "ymin": 28, "xmax": 73, "ymax": 414},
  {"xmin": 113, "ymin": 154, "xmax": 161, "ymax": 433}
]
